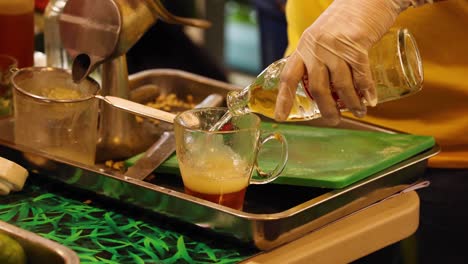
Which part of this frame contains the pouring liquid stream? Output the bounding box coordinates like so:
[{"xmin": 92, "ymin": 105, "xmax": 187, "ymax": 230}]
[{"xmin": 209, "ymin": 111, "xmax": 233, "ymax": 132}]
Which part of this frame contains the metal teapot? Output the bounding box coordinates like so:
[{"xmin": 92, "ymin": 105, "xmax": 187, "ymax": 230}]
[
  {"xmin": 59, "ymin": 0, "xmax": 210, "ymax": 82},
  {"xmin": 58, "ymin": 0, "xmax": 211, "ymax": 161}
]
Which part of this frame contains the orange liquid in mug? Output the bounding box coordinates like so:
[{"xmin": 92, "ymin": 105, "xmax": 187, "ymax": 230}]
[
  {"xmin": 184, "ymin": 186, "xmax": 247, "ymax": 211},
  {"xmin": 0, "ymin": 1, "xmax": 34, "ymax": 67},
  {"xmin": 179, "ymin": 146, "xmax": 251, "ymax": 210}
]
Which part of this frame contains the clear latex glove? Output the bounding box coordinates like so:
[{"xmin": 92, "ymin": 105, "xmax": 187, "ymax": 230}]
[{"xmin": 274, "ymin": 0, "xmax": 428, "ymax": 125}]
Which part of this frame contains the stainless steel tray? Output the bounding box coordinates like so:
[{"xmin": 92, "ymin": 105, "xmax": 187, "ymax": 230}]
[
  {"xmin": 0, "ymin": 220, "xmax": 80, "ymax": 264},
  {"xmin": 0, "ymin": 69, "xmax": 440, "ymax": 250}
]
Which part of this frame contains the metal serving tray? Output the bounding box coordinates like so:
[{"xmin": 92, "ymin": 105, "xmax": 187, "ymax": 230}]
[
  {"xmin": 0, "ymin": 69, "xmax": 440, "ymax": 250},
  {"xmin": 0, "ymin": 220, "xmax": 80, "ymax": 264}
]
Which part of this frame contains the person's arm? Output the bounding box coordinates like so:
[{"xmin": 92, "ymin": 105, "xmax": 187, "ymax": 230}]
[{"xmin": 274, "ymin": 0, "xmax": 435, "ymax": 125}]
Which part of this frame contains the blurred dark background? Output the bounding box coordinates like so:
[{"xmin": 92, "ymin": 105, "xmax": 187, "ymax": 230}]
[{"xmin": 35, "ymin": 0, "xmax": 289, "ymax": 87}]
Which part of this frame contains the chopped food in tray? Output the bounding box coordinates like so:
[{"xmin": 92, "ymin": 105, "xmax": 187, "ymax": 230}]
[{"xmin": 135, "ymin": 93, "xmax": 196, "ymax": 125}]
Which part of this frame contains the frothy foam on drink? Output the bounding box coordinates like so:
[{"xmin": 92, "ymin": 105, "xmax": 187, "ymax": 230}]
[
  {"xmin": 39, "ymin": 87, "xmax": 83, "ymax": 100},
  {"xmin": 179, "ymin": 135, "xmax": 250, "ymax": 195}
]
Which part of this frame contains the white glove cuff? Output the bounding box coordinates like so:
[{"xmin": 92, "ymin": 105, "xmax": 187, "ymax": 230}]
[
  {"xmin": 410, "ymin": 0, "xmax": 434, "ymax": 7},
  {"xmin": 395, "ymin": 0, "xmax": 433, "ymax": 10}
]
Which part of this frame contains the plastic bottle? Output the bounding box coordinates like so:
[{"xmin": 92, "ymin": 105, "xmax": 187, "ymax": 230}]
[
  {"xmin": 226, "ymin": 28, "xmax": 424, "ymax": 122},
  {"xmin": 0, "ymin": 0, "xmax": 35, "ymax": 68}
]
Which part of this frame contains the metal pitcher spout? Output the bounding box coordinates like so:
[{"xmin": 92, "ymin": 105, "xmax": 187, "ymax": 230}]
[{"xmin": 71, "ymin": 54, "xmax": 92, "ymax": 83}]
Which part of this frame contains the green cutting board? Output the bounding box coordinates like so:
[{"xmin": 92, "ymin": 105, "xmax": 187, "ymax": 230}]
[{"xmin": 126, "ymin": 122, "xmax": 435, "ymax": 189}]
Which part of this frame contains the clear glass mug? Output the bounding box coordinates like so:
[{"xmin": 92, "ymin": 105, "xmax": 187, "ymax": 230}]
[
  {"xmin": 174, "ymin": 107, "xmax": 288, "ymax": 210},
  {"xmin": 11, "ymin": 67, "xmax": 100, "ymax": 165},
  {"xmin": 0, "ymin": 54, "xmax": 17, "ymax": 116}
]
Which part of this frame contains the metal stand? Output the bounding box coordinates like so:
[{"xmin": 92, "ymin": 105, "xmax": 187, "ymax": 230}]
[{"xmin": 96, "ymin": 55, "xmax": 159, "ymax": 161}]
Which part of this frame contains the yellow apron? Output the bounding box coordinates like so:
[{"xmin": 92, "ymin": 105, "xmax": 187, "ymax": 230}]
[{"xmin": 285, "ymin": 0, "xmax": 468, "ymax": 168}]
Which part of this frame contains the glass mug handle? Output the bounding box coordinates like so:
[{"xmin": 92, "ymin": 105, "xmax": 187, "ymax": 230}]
[{"xmin": 251, "ymin": 132, "xmax": 288, "ymax": 184}]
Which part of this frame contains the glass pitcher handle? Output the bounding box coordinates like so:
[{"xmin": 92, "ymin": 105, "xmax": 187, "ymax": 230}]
[{"xmin": 251, "ymin": 132, "xmax": 288, "ymax": 184}]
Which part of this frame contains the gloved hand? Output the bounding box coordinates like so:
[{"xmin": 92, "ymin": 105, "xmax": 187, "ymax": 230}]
[{"xmin": 274, "ymin": 0, "xmax": 431, "ymax": 125}]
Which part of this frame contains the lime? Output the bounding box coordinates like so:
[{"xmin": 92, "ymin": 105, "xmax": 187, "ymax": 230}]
[{"xmin": 0, "ymin": 232, "xmax": 27, "ymax": 264}]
